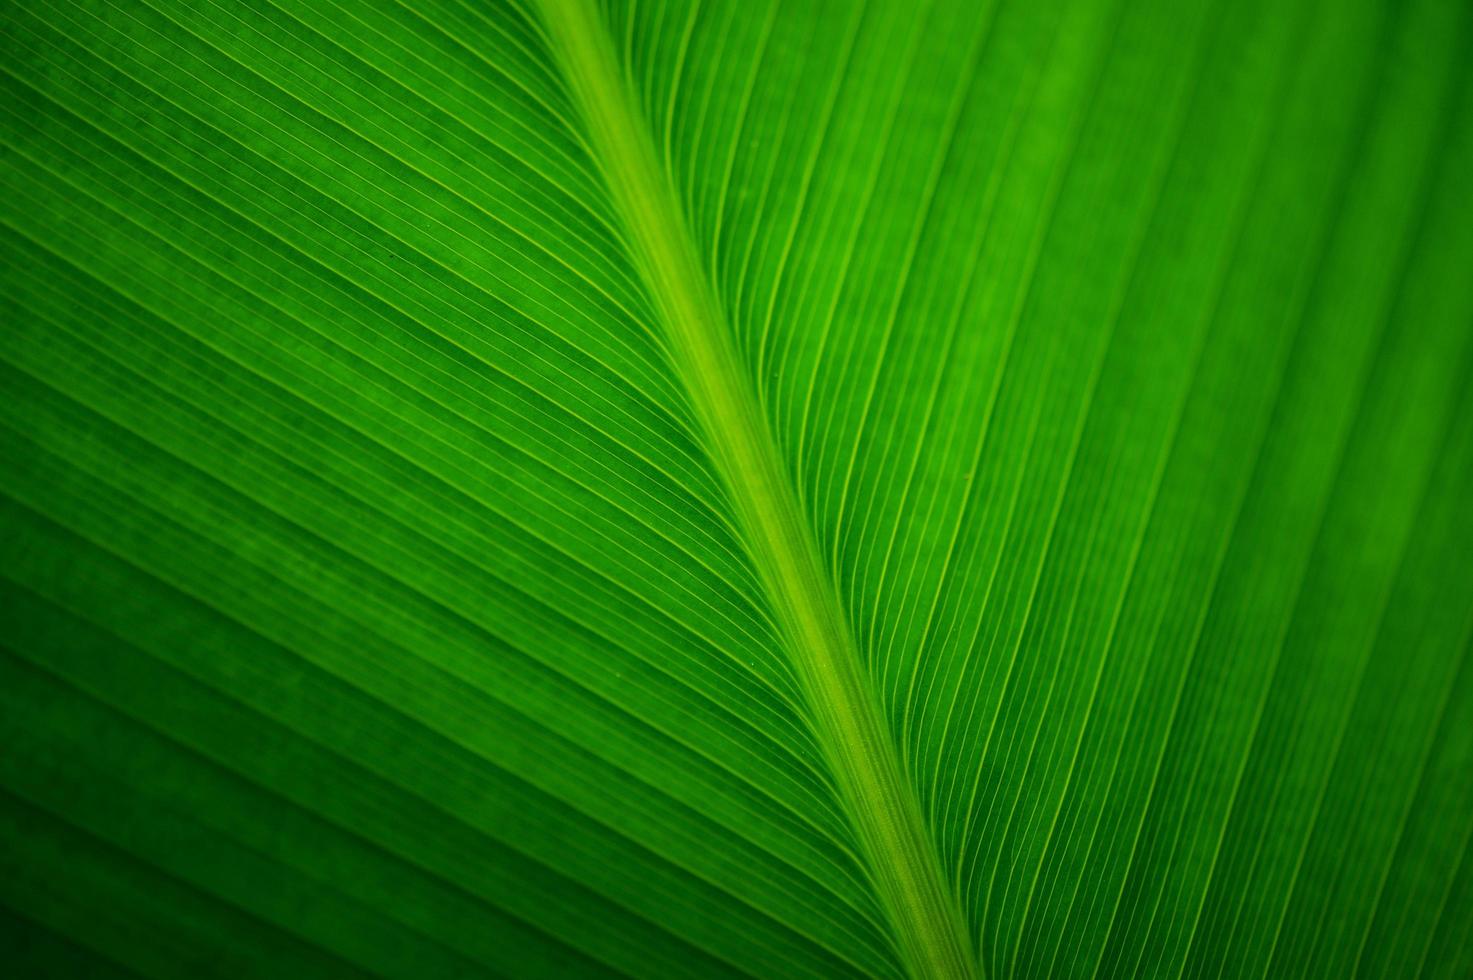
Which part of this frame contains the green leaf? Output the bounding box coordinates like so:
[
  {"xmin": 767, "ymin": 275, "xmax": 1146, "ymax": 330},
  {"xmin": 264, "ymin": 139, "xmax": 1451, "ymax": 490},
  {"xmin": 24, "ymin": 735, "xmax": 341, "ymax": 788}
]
[{"xmin": 1, "ymin": 0, "xmax": 1470, "ymax": 977}]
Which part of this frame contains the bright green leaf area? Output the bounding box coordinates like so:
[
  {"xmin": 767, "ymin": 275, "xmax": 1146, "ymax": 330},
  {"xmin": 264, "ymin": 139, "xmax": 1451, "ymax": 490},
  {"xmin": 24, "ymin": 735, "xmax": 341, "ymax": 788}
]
[{"xmin": 2, "ymin": 0, "xmax": 1471, "ymax": 976}]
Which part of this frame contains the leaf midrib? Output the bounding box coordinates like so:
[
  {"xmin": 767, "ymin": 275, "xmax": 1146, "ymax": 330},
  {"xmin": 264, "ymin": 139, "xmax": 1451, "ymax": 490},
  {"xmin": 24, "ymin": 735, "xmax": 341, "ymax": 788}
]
[{"xmin": 534, "ymin": 3, "xmax": 977, "ymax": 978}]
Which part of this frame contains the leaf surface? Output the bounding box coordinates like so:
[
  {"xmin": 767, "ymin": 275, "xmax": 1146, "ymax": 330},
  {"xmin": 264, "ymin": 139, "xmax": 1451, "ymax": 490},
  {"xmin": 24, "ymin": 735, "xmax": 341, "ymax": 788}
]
[{"xmin": 2, "ymin": 0, "xmax": 1471, "ymax": 977}]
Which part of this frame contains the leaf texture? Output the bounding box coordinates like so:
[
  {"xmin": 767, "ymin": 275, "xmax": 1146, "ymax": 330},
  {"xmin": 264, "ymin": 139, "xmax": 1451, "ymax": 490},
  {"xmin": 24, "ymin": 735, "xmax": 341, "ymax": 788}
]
[{"xmin": 2, "ymin": 0, "xmax": 1471, "ymax": 977}]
